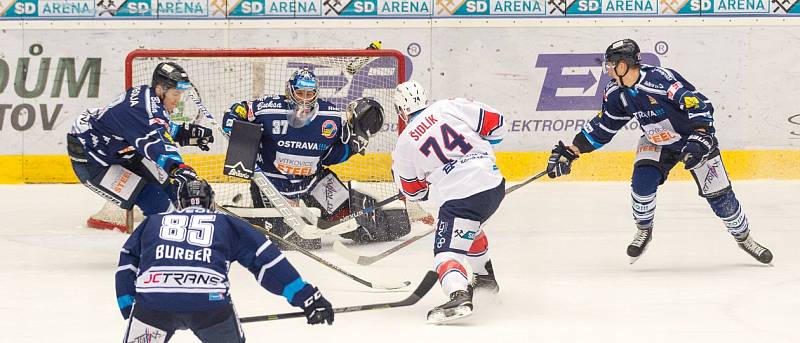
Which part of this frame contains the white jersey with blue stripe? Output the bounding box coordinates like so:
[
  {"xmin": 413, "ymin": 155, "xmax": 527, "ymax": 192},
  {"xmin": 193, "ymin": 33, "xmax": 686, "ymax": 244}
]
[{"xmin": 392, "ymin": 98, "xmax": 505, "ymax": 207}]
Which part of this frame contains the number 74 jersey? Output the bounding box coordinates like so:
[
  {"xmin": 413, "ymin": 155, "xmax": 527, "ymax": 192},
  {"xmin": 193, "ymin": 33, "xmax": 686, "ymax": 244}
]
[{"xmin": 391, "ymin": 98, "xmax": 505, "ymax": 207}]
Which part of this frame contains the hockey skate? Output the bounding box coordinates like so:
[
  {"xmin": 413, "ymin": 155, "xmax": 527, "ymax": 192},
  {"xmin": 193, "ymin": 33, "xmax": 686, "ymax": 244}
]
[
  {"xmin": 736, "ymin": 234, "xmax": 773, "ymax": 264},
  {"xmin": 627, "ymin": 226, "xmax": 652, "ymax": 264},
  {"xmin": 427, "ymin": 287, "xmax": 474, "ymax": 324},
  {"xmin": 472, "ymin": 261, "xmax": 500, "ymax": 294}
]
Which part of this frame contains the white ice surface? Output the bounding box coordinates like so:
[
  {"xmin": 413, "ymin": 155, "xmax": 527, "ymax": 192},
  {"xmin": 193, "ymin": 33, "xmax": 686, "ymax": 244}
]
[{"xmin": 1, "ymin": 181, "xmax": 798, "ymax": 342}]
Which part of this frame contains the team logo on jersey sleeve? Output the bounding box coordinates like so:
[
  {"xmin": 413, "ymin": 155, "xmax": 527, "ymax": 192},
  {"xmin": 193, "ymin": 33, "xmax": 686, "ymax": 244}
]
[{"xmin": 321, "ymin": 120, "xmax": 338, "ymax": 138}]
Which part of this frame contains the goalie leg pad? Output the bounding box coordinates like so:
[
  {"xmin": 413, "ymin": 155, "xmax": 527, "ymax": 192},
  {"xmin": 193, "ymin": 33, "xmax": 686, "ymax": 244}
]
[
  {"xmin": 246, "ymin": 183, "xmax": 322, "ymax": 250},
  {"xmin": 339, "ymin": 189, "xmax": 412, "ymax": 243}
]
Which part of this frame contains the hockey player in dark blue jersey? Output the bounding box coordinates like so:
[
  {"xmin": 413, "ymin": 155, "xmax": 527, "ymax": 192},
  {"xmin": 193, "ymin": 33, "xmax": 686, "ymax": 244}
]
[
  {"xmin": 116, "ymin": 179, "xmax": 334, "ymax": 342},
  {"xmin": 546, "ymin": 39, "xmax": 772, "ymax": 265},
  {"xmin": 67, "ymin": 62, "xmax": 215, "ymax": 232},
  {"xmin": 222, "ymin": 67, "xmax": 410, "ymax": 249}
]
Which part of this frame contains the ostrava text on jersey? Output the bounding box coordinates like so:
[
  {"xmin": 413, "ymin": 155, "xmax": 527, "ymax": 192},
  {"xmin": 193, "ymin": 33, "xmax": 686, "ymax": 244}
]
[
  {"xmin": 115, "ymin": 207, "xmax": 310, "ymax": 312},
  {"xmin": 580, "ymin": 65, "xmax": 715, "ymax": 152},
  {"xmin": 72, "ymin": 85, "xmax": 185, "ymax": 173},
  {"xmin": 222, "ymin": 95, "xmax": 350, "ymax": 198}
]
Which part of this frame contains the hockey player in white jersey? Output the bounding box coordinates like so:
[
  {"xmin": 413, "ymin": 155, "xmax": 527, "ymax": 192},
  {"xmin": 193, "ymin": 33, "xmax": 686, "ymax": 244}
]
[{"xmin": 391, "ymin": 80, "xmax": 505, "ymax": 324}]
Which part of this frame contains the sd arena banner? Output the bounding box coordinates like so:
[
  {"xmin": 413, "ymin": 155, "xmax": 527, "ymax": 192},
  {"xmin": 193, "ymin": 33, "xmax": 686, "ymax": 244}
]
[
  {"xmin": 1, "ymin": 0, "xmax": 799, "ymax": 18},
  {"xmin": 1, "ymin": 19, "xmax": 799, "ymax": 182}
]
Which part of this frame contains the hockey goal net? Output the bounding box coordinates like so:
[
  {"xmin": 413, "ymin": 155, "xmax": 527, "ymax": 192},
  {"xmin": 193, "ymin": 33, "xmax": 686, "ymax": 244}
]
[{"xmin": 87, "ymin": 48, "xmax": 431, "ymax": 232}]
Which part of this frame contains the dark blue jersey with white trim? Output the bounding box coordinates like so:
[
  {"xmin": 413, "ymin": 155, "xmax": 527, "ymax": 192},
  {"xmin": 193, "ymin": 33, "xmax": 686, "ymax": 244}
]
[
  {"xmin": 579, "ymin": 65, "xmax": 715, "ymax": 152},
  {"xmin": 71, "ymin": 85, "xmax": 187, "ymax": 173},
  {"xmin": 222, "ymin": 95, "xmax": 351, "ymax": 198},
  {"xmin": 115, "ymin": 207, "xmax": 309, "ymax": 314}
]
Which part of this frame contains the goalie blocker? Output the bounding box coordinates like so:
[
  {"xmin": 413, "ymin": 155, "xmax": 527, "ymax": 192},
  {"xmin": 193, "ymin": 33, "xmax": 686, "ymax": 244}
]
[{"xmin": 223, "ymin": 118, "xmax": 411, "ymax": 249}]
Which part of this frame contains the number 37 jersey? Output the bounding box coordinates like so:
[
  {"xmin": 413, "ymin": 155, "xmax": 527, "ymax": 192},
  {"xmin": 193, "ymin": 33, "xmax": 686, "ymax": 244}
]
[{"xmin": 391, "ymin": 98, "xmax": 505, "ymax": 207}]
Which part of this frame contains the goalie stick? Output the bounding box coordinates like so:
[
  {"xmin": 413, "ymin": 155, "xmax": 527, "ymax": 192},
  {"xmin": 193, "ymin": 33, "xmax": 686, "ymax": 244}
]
[
  {"xmin": 333, "ymin": 170, "xmax": 549, "ymax": 265},
  {"xmin": 216, "ymin": 205, "xmax": 411, "ymax": 290},
  {"xmin": 240, "ymin": 270, "xmax": 437, "ymax": 323}
]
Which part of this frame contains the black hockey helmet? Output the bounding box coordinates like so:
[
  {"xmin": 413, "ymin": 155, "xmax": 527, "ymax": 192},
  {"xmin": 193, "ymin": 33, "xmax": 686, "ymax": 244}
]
[
  {"xmin": 604, "ymin": 39, "xmax": 641, "ymax": 67},
  {"xmin": 151, "ymin": 62, "xmax": 192, "ymax": 91},
  {"xmin": 177, "ymin": 179, "xmax": 215, "ymax": 210},
  {"xmin": 347, "ymin": 97, "xmax": 385, "ymax": 136}
]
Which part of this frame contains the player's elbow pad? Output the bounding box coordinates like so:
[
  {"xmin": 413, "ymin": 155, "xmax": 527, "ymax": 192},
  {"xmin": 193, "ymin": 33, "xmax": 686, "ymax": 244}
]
[{"xmin": 572, "ymin": 130, "xmax": 599, "ymax": 154}]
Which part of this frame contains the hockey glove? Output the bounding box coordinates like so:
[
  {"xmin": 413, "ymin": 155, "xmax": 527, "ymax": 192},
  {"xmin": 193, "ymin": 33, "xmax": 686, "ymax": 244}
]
[
  {"xmin": 679, "ymin": 130, "xmax": 717, "ymax": 170},
  {"xmin": 547, "ymin": 141, "xmax": 579, "ymax": 179},
  {"xmin": 295, "ymin": 285, "xmax": 334, "ymax": 325},
  {"xmin": 341, "ymin": 124, "xmax": 370, "ymax": 156},
  {"xmin": 170, "ymin": 164, "xmax": 199, "ymax": 192},
  {"xmin": 175, "ymin": 123, "xmax": 214, "ymax": 151}
]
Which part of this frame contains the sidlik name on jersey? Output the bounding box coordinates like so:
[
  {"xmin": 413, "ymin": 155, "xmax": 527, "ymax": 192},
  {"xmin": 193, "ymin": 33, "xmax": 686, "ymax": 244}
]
[{"xmin": 408, "ymin": 115, "xmax": 440, "ymax": 141}]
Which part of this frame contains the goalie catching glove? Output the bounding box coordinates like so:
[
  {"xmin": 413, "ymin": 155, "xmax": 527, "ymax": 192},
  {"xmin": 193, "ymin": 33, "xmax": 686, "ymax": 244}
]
[
  {"xmin": 342, "ymin": 97, "xmax": 385, "ymax": 155},
  {"xmin": 174, "ymin": 123, "xmax": 214, "ymax": 151}
]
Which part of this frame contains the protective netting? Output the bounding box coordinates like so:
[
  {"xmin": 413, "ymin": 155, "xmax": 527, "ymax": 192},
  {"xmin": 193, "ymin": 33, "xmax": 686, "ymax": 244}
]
[{"xmin": 88, "ymin": 49, "xmax": 430, "ymax": 230}]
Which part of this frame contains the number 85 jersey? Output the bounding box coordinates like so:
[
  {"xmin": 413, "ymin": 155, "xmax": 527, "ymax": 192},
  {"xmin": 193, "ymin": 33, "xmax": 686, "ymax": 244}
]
[{"xmin": 391, "ymin": 98, "xmax": 505, "ymax": 207}]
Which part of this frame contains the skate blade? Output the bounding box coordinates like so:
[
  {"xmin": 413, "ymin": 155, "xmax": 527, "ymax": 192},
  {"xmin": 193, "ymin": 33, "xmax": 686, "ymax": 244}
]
[
  {"xmin": 426, "ymin": 306, "xmax": 473, "ymax": 324},
  {"xmin": 628, "ymin": 244, "xmax": 651, "ymax": 265}
]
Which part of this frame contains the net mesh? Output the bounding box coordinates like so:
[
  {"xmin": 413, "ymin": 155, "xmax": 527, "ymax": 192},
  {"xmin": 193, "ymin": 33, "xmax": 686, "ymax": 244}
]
[{"xmin": 88, "ymin": 49, "xmax": 430, "ymax": 229}]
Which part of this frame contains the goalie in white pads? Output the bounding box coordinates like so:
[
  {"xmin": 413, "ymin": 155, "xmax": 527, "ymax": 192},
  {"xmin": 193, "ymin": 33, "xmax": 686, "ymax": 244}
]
[
  {"xmin": 391, "ymin": 80, "xmax": 505, "ymax": 324},
  {"xmin": 222, "ymin": 68, "xmax": 411, "ymax": 249}
]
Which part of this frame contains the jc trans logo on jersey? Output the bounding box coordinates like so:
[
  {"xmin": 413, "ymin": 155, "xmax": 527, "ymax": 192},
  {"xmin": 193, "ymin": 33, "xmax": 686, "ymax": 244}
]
[{"xmin": 534, "ymin": 52, "xmax": 661, "ymax": 111}]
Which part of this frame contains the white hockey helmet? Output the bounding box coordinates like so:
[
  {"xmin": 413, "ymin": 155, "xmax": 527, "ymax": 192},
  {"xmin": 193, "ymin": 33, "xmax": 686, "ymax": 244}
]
[{"xmin": 394, "ymin": 80, "xmax": 428, "ymax": 123}]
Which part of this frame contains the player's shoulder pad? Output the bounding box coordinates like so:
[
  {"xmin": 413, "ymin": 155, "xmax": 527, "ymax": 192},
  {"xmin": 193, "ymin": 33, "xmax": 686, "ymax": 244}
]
[
  {"xmin": 252, "ymin": 94, "xmax": 291, "ymax": 113},
  {"xmin": 603, "ymin": 79, "xmax": 621, "ymax": 98},
  {"xmin": 641, "ymin": 65, "xmax": 679, "ymax": 88},
  {"xmin": 118, "ymin": 85, "xmax": 163, "ymax": 118},
  {"xmin": 317, "ymin": 99, "xmax": 340, "ymax": 113}
]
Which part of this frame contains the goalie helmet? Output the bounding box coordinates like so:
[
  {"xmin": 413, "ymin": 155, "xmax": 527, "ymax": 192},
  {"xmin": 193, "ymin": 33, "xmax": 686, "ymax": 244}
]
[
  {"xmin": 604, "ymin": 39, "xmax": 641, "ymax": 68},
  {"xmin": 177, "ymin": 179, "xmax": 215, "ymax": 210},
  {"xmin": 151, "ymin": 62, "xmax": 192, "ymax": 92},
  {"xmin": 394, "ymin": 80, "xmax": 427, "ymax": 123},
  {"xmin": 347, "ymin": 98, "xmax": 385, "ymax": 136},
  {"xmin": 285, "ymin": 68, "xmax": 319, "ymax": 128}
]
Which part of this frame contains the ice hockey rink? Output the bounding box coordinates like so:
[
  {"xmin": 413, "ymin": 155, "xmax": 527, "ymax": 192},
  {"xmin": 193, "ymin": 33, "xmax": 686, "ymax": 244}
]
[{"xmin": 1, "ymin": 180, "xmax": 797, "ymax": 343}]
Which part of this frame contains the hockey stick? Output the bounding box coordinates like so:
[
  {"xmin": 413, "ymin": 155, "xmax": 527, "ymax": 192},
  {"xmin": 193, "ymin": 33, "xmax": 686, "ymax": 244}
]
[
  {"xmin": 504, "ymin": 170, "xmax": 548, "ymax": 194},
  {"xmin": 333, "ymin": 227, "xmax": 435, "ymax": 266},
  {"xmin": 240, "ymin": 270, "xmax": 437, "ymax": 323},
  {"xmin": 216, "ymin": 205, "xmax": 411, "ymax": 290},
  {"xmin": 317, "ymin": 193, "xmax": 402, "ymax": 229},
  {"xmin": 333, "ymin": 170, "xmax": 549, "ymax": 265}
]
